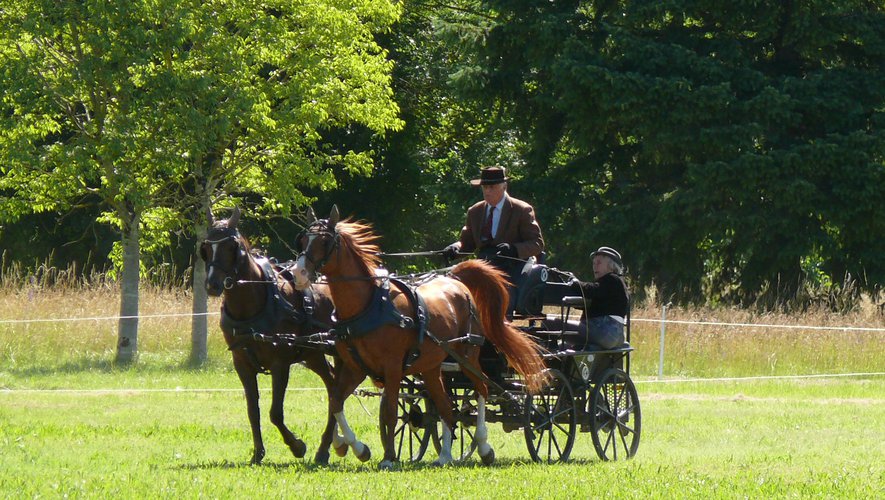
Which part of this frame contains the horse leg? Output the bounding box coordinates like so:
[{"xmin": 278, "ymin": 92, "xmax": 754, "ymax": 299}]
[
  {"xmin": 329, "ymin": 365, "xmax": 372, "ymax": 462},
  {"xmin": 459, "ymin": 351, "xmax": 495, "ymax": 465},
  {"xmin": 421, "ymin": 367, "xmax": 456, "ymax": 466},
  {"xmin": 378, "ymin": 375, "xmax": 403, "ymax": 470},
  {"xmin": 302, "ymin": 353, "xmax": 341, "ymax": 465},
  {"xmin": 269, "ymin": 364, "xmax": 307, "ymax": 459},
  {"xmin": 234, "ymin": 360, "xmax": 265, "ymax": 465}
]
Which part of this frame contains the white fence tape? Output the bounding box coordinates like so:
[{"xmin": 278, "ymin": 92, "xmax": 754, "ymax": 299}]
[
  {"xmin": 631, "ymin": 317, "xmax": 885, "ymax": 332},
  {"xmin": 0, "ymin": 312, "xmax": 219, "ymax": 324},
  {"xmin": 2, "ymin": 310, "xmax": 884, "ymax": 331},
  {"xmin": 1, "ymin": 372, "xmax": 881, "ymax": 395}
]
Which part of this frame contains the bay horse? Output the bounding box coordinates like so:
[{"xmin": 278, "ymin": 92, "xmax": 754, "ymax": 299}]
[
  {"xmin": 201, "ymin": 207, "xmax": 349, "ymax": 465},
  {"xmin": 290, "ymin": 205, "xmax": 549, "ymax": 469}
]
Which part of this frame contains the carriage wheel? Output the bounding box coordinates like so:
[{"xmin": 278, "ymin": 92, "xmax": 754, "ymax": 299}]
[
  {"xmin": 383, "ymin": 380, "xmax": 437, "ymax": 462},
  {"xmin": 429, "ymin": 386, "xmax": 477, "ymax": 461},
  {"xmin": 523, "ymin": 369, "xmax": 577, "ymax": 463},
  {"xmin": 590, "ymin": 368, "xmax": 641, "ymax": 461}
]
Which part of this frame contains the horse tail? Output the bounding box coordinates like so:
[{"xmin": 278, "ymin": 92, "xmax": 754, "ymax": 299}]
[{"xmin": 450, "ymin": 260, "xmax": 549, "ymax": 393}]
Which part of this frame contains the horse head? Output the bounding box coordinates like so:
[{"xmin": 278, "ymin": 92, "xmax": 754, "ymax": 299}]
[
  {"xmin": 292, "ymin": 205, "xmax": 340, "ymax": 290},
  {"xmin": 200, "ymin": 206, "xmax": 248, "ymax": 296}
]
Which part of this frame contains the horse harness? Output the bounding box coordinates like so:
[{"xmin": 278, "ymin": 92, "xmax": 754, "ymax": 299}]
[
  {"xmin": 223, "ymin": 257, "xmax": 328, "ymax": 374},
  {"xmin": 331, "ymin": 270, "xmax": 429, "ymax": 383}
]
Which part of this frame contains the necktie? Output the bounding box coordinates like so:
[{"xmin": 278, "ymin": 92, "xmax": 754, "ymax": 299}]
[{"xmin": 482, "ymin": 206, "xmax": 495, "ymax": 242}]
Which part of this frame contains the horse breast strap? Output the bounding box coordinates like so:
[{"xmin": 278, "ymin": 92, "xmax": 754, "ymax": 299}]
[{"xmin": 331, "ymin": 273, "xmax": 428, "ymax": 343}]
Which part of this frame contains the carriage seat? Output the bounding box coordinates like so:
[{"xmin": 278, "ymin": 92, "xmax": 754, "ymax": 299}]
[{"xmin": 513, "ymin": 264, "xmax": 574, "ymax": 316}]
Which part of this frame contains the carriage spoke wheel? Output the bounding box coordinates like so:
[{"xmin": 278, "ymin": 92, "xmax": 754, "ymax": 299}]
[
  {"xmin": 523, "ymin": 369, "xmax": 576, "ymax": 463},
  {"xmin": 590, "ymin": 368, "xmax": 641, "ymax": 461},
  {"xmin": 385, "ymin": 378, "xmax": 437, "ymax": 462},
  {"xmin": 430, "ymin": 386, "xmax": 477, "ymax": 461}
]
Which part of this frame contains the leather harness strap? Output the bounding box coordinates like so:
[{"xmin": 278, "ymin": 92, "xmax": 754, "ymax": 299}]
[
  {"xmin": 332, "ymin": 271, "xmax": 429, "ymax": 383},
  {"xmin": 223, "ymin": 257, "xmax": 320, "ymax": 374}
]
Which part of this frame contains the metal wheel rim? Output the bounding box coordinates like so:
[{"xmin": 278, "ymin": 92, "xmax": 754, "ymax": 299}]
[
  {"xmin": 523, "ymin": 368, "xmax": 577, "ymax": 463},
  {"xmin": 589, "ymin": 368, "xmax": 641, "ymax": 461}
]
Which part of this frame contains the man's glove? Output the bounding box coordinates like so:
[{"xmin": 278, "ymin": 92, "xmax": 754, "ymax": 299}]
[
  {"xmin": 495, "ymin": 243, "xmax": 518, "ymax": 258},
  {"xmin": 442, "ymin": 244, "xmax": 460, "ymax": 260}
]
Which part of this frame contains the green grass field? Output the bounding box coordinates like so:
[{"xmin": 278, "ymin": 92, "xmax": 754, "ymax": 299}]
[
  {"xmin": 1, "ymin": 369, "xmax": 882, "ymax": 498},
  {"xmin": 1, "ymin": 287, "xmax": 884, "ymax": 498}
]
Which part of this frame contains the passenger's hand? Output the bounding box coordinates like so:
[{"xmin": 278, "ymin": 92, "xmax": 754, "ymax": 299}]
[
  {"xmin": 495, "ymin": 243, "xmax": 518, "ymax": 258},
  {"xmin": 442, "ymin": 244, "xmax": 460, "ymax": 260}
]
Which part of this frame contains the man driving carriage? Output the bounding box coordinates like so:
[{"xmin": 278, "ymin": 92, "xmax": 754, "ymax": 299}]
[{"xmin": 442, "ymin": 166, "xmax": 545, "ymax": 313}]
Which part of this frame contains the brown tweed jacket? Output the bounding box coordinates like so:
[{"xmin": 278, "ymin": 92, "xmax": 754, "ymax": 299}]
[{"xmin": 457, "ymin": 194, "xmax": 544, "ymax": 259}]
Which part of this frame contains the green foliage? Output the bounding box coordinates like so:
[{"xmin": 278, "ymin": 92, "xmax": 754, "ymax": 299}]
[{"xmin": 447, "ymin": 0, "xmax": 885, "ymax": 305}]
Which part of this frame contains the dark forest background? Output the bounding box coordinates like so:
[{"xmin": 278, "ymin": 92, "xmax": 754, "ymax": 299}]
[{"xmin": 2, "ymin": 0, "xmax": 884, "ymax": 311}]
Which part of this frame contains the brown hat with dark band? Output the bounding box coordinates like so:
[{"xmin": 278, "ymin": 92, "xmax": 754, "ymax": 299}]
[{"xmin": 470, "ymin": 166, "xmax": 509, "ymax": 186}]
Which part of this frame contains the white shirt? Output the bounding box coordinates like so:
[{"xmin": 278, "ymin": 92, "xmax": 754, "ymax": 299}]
[{"xmin": 486, "ymin": 194, "xmax": 507, "ymax": 239}]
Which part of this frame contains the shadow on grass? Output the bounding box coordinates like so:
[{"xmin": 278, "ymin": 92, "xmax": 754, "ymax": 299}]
[{"xmin": 173, "ymin": 455, "xmax": 606, "ymax": 473}]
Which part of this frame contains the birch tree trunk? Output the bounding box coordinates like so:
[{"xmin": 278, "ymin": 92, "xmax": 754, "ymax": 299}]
[
  {"xmin": 116, "ymin": 212, "xmax": 141, "ymax": 364},
  {"xmin": 189, "ymin": 194, "xmax": 210, "ymax": 365}
]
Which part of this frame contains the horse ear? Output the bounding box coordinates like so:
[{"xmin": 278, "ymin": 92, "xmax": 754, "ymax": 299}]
[
  {"xmin": 329, "ymin": 205, "xmax": 340, "ymax": 227},
  {"xmin": 228, "ymin": 206, "xmax": 241, "ymax": 229},
  {"xmin": 306, "ymin": 206, "xmax": 317, "ymax": 222}
]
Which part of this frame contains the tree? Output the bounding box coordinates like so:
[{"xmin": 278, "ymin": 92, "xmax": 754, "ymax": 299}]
[
  {"xmin": 149, "ymin": 0, "xmax": 402, "ymax": 362},
  {"xmin": 0, "ymin": 1, "xmax": 196, "ymax": 363},
  {"xmin": 0, "ymin": 0, "xmax": 403, "ymax": 363},
  {"xmin": 448, "ymin": 0, "xmax": 885, "ymax": 306}
]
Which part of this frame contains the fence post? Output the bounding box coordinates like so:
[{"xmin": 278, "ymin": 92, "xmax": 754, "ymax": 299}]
[{"xmin": 658, "ymin": 302, "xmax": 671, "ymax": 380}]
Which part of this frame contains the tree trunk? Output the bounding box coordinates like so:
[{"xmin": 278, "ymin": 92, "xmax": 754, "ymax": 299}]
[
  {"xmin": 116, "ymin": 212, "xmax": 141, "ymax": 364},
  {"xmin": 189, "ymin": 195, "xmax": 210, "ymax": 365}
]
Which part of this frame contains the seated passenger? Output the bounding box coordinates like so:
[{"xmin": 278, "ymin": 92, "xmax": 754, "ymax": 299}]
[{"xmin": 545, "ymin": 246, "xmax": 629, "ymax": 349}]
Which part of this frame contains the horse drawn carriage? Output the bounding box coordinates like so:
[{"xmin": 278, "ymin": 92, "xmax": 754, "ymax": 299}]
[
  {"xmin": 382, "ymin": 263, "xmax": 641, "ymax": 464},
  {"xmin": 202, "ymin": 206, "xmax": 640, "ymax": 468}
]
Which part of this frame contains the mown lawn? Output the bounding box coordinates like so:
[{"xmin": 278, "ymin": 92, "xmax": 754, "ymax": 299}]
[{"xmin": 1, "ymin": 367, "xmax": 882, "ymax": 498}]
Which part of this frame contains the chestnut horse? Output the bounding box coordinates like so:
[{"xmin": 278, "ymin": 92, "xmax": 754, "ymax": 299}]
[
  {"xmin": 201, "ymin": 207, "xmax": 347, "ymax": 465},
  {"xmin": 291, "ymin": 206, "xmax": 548, "ymax": 469}
]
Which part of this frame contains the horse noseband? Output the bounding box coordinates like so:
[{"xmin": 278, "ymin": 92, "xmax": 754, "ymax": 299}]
[{"xmin": 204, "ymin": 231, "xmax": 246, "ymax": 288}]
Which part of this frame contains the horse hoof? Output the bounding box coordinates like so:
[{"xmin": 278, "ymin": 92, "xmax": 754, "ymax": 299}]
[
  {"xmin": 314, "ymin": 450, "xmax": 330, "ymax": 466},
  {"xmin": 334, "ymin": 442, "xmax": 349, "ymax": 458},
  {"xmin": 481, "ymin": 448, "xmax": 496, "ymax": 466},
  {"xmin": 378, "ymin": 459, "xmax": 398, "ymax": 471},
  {"xmin": 250, "ymin": 449, "xmax": 265, "ymax": 465},
  {"xmin": 290, "ymin": 439, "xmax": 307, "ymax": 458},
  {"xmin": 356, "ymin": 445, "xmax": 372, "ymax": 462}
]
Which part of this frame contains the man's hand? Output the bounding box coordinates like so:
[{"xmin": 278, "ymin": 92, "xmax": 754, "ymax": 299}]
[
  {"xmin": 495, "ymin": 243, "xmax": 518, "ymax": 258},
  {"xmin": 442, "ymin": 244, "xmax": 460, "ymax": 260}
]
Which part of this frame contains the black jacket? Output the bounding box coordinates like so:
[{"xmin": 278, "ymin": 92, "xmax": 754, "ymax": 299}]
[{"xmin": 570, "ymin": 273, "xmax": 629, "ymax": 318}]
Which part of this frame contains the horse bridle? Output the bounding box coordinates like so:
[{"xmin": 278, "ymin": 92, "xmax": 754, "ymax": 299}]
[
  {"xmin": 296, "ymin": 219, "xmax": 340, "ymax": 281},
  {"xmin": 202, "ymin": 228, "xmax": 246, "ymax": 289}
]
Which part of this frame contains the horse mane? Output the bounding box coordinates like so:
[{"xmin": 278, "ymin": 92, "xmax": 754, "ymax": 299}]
[{"xmin": 335, "ymin": 219, "xmax": 381, "ymax": 275}]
